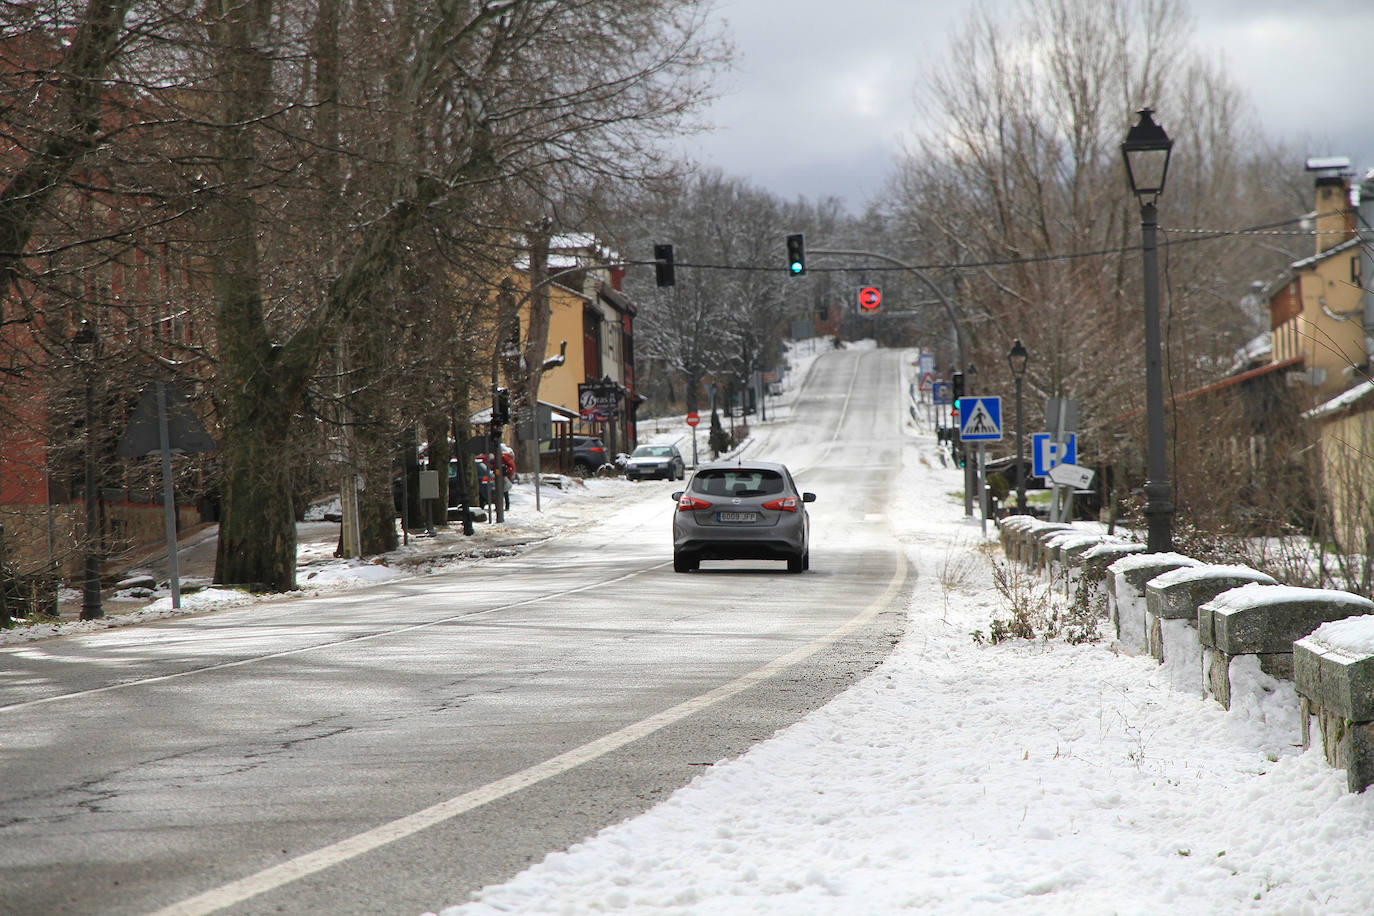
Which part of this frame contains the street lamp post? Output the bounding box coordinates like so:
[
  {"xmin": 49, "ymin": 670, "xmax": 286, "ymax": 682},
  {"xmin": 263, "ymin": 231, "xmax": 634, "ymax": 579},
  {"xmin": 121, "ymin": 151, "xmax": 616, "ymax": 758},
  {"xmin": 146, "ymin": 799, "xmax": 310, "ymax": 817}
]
[
  {"xmin": 72, "ymin": 320, "xmax": 102, "ymax": 619},
  {"xmin": 1007, "ymin": 339, "xmax": 1029, "ymax": 513},
  {"xmin": 1121, "ymin": 108, "xmax": 1175, "ymax": 553}
]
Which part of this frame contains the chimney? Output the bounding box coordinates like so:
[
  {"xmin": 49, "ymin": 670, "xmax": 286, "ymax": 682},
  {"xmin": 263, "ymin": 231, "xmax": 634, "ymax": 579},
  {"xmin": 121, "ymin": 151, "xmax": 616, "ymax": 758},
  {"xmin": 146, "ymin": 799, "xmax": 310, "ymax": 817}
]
[
  {"xmin": 1306, "ymin": 157, "xmax": 1356, "ymax": 256},
  {"xmin": 1360, "ymin": 170, "xmax": 1374, "ymax": 370}
]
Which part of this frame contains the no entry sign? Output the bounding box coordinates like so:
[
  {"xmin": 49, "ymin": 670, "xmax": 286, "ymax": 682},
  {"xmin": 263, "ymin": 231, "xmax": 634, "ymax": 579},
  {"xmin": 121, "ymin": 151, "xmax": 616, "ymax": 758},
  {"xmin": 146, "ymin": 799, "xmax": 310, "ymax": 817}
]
[{"xmin": 858, "ymin": 286, "xmax": 882, "ymax": 313}]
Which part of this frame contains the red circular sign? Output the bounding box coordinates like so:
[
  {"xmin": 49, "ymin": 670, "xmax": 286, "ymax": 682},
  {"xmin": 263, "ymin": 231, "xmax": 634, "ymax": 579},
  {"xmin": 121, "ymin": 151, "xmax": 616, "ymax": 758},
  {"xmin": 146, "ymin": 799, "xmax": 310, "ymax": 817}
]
[
  {"xmin": 858, "ymin": 286, "xmax": 882, "ymax": 312},
  {"xmin": 686, "ymin": 412, "xmax": 700, "ymax": 428}
]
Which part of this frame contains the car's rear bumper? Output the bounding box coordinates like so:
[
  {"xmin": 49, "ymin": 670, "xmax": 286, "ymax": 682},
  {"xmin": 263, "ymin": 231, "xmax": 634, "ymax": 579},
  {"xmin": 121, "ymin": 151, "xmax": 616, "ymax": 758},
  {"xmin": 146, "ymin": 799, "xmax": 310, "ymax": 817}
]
[
  {"xmin": 673, "ymin": 517, "xmax": 806, "ymax": 560},
  {"xmin": 673, "ymin": 537, "xmax": 802, "ymax": 561}
]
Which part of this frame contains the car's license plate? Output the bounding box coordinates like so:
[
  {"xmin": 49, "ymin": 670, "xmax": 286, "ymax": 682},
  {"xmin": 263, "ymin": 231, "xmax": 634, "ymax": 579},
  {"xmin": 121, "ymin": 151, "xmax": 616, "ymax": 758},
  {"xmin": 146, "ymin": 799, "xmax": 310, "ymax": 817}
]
[{"xmin": 718, "ymin": 511, "xmax": 757, "ymax": 523}]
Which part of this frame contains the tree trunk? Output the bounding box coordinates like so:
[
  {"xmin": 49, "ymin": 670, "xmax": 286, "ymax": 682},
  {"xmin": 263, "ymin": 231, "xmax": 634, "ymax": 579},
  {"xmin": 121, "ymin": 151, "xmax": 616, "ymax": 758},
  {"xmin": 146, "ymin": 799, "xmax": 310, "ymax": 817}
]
[
  {"xmin": 358, "ymin": 443, "xmax": 399, "ymax": 555},
  {"xmin": 214, "ymin": 395, "xmax": 298, "ymax": 588},
  {"xmin": 206, "ymin": 0, "xmax": 298, "ymax": 590}
]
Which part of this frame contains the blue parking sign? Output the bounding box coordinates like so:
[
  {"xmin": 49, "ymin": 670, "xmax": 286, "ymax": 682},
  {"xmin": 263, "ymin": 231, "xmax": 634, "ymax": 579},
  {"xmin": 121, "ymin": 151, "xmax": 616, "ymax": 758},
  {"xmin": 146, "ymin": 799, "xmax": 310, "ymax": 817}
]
[{"xmin": 1031, "ymin": 433, "xmax": 1076, "ymax": 477}]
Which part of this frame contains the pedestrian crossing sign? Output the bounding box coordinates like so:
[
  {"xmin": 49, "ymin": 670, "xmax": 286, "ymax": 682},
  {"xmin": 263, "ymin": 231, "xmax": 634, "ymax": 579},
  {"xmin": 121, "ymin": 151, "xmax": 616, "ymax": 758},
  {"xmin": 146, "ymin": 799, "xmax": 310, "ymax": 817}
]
[{"xmin": 959, "ymin": 396, "xmax": 1003, "ymax": 441}]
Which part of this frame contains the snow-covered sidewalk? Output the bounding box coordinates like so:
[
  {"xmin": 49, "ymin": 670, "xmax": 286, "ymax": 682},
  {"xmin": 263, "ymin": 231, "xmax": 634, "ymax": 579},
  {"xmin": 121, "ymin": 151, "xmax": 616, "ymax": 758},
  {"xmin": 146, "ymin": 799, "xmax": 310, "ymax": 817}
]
[{"xmin": 431, "ymin": 430, "xmax": 1374, "ymax": 915}]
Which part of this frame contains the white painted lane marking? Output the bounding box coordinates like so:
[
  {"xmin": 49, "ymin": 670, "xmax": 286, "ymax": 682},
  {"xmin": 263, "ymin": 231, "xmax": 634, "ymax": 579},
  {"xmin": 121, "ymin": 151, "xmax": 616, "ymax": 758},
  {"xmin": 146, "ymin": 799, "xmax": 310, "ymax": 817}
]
[{"xmin": 152, "ymin": 549, "xmax": 909, "ymax": 916}]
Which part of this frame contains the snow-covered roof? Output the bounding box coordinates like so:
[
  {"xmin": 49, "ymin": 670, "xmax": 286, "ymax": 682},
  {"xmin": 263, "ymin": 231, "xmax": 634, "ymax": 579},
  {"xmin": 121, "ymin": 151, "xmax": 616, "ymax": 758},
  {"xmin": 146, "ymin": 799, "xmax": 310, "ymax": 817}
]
[
  {"xmin": 1303, "ymin": 378, "xmax": 1374, "ymax": 421},
  {"xmin": 1227, "ymin": 332, "xmax": 1272, "ymax": 375},
  {"xmin": 510, "ymin": 232, "xmax": 622, "ymax": 272},
  {"xmin": 1289, "ymin": 236, "xmax": 1360, "ymax": 272},
  {"xmin": 550, "ymin": 232, "xmax": 597, "ymax": 249}
]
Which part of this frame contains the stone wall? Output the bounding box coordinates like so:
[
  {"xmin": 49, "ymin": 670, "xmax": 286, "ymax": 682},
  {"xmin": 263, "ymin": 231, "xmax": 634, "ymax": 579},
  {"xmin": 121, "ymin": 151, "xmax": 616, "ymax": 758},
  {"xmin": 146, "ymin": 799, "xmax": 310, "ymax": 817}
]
[{"xmin": 997, "ymin": 516, "xmax": 1374, "ymax": 793}]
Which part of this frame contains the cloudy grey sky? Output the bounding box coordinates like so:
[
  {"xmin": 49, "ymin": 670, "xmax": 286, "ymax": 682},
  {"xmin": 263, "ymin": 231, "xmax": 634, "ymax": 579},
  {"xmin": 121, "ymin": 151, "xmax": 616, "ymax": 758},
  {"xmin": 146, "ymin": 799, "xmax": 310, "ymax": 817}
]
[{"xmin": 677, "ymin": 0, "xmax": 1374, "ymax": 210}]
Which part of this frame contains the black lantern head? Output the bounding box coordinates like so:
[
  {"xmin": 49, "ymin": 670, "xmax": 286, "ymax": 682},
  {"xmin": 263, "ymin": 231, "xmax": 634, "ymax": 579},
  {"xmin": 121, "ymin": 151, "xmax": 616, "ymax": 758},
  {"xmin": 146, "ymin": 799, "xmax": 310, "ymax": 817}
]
[
  {"xmin": 1007, "ymin": 339, "xmax": 1029, "ymax": 378},
  {"xmin": 1121, "ymin": 108, "xmax": 1173, "ymax": 201}
]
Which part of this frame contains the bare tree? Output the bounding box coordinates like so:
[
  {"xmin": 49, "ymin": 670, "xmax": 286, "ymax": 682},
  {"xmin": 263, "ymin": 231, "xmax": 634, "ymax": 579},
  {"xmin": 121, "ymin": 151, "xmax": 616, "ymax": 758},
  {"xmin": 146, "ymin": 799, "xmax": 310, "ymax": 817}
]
[
  {"xmin": 0, "ymin": 0, "xmax": 135, "ymax": 298},
  {"xmin": 172, "ymin": 0, "xmax": 726, "ymax": 588},
  {"xmin": 886, "ymin": 0, "xmax": 1302, "ymax": 527},
  {"xmin": 2, "ymin": 0, "xmax": 729, "ymax": 592},
  {"xmin": 614, "ymin": 170, "xmax": 847, "ymax": 416}
]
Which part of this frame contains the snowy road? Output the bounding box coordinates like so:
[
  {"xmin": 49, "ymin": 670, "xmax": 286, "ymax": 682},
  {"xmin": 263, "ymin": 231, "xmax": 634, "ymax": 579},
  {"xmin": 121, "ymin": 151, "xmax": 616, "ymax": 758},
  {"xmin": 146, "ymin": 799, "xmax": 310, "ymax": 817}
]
[
  {"xmin": 431, "ymin": 350, "xmax": 1374, "ymax": 916},
  {"xmin": 0, "ymin": 347, "xmax": 915, "ymax": 915}
]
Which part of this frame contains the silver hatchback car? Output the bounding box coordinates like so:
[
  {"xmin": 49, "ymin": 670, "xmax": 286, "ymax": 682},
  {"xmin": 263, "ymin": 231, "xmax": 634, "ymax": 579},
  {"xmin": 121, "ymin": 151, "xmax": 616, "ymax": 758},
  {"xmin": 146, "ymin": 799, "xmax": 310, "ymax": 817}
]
[{"xmin": 670, "ymin": 461, "xmax": 815, "ymax": 573}]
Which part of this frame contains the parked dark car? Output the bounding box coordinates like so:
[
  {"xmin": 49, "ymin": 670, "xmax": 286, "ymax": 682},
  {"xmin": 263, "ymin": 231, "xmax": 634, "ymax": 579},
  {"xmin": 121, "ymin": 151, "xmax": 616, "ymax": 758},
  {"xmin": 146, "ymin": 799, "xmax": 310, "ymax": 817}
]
[
  {"xmin": 539, "ymin": 435, "xmax": 607, "ymax": 475},
  {"xmin": 625, "ymin": 443, "xmax": 685, "ymax": 481},
  {"xmin": 670, "ymin": 460, "xmax": 815, "ymax": 573}
]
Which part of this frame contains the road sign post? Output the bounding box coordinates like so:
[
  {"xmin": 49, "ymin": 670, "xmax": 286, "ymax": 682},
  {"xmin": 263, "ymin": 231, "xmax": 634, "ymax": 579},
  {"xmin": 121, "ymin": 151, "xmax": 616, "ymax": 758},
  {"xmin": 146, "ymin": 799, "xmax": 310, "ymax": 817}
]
[
  {"xmin": 979, "ymin": 442, "xmax": 989, "ymax": 536},
  {"xmin": 1045, "ymin": 398, "xmax": 1079, "ymax": 522},
  {"xmin": 954, "ymin": 396, "xmax": 1002, "ymax": 535},
  {"xmin": 686, "ymin": 411, "xmax": 700, "ymax": 467}
]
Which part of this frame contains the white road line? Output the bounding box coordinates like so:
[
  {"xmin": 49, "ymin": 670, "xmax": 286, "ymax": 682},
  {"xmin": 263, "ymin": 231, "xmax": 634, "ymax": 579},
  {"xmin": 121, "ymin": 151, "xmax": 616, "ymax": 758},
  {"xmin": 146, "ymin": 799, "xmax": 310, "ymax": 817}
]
[
  {"xmin": 151, "ymin": 547, "xmax": 909, "ymax": 916},
  {"xmin": 828, "ymin": 350, "xmax": 864, "ymax": 445}
]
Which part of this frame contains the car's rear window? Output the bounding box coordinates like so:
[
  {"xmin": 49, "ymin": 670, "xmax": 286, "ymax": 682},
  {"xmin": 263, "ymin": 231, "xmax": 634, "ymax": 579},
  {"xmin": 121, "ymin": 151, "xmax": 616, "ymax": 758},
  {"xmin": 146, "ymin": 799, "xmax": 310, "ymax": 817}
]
[
  {"xmin": 690, "ymin": 469, "xmax": 785, "ymax": 497},
  {"xmin": 634, "ymin": 446, "xmax": 671, "ymax": 457}
]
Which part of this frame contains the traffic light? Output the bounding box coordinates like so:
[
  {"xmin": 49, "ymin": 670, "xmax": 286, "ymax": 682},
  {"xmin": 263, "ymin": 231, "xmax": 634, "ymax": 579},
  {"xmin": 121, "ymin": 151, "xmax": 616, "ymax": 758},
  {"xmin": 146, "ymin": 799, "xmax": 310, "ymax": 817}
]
[
  {"xmin": 653, "ymin": 243, "xmax": 675, "ymax": 287},
  {"xmin": 786, "ymin": 233, "xmax": 805, "ymax": 276},
  {"xmin": 951, "ymin": 371, "xmax": 964, "ymax": 404},
  {"xmin": 493, "ymin": 387, "xmax": 511, "ymax": 426}
]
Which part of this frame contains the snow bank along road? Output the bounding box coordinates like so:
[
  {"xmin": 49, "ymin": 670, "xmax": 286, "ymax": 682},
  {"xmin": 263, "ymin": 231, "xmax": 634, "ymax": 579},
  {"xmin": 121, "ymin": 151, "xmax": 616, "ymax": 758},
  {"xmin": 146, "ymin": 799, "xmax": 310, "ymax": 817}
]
[
  {"xmin": 0, "ymin": 348, "xmax": 912, "ymax": 915},
  {"xmin": 435, "ymin": 352, "xmax": 1374, "ymax": 916}
]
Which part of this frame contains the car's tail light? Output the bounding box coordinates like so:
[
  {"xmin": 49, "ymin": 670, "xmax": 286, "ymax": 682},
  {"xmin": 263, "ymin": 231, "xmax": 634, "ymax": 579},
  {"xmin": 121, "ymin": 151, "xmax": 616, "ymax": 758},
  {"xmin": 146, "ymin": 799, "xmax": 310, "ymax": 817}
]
[
  {"xmin": 677, "ymin": 495, "xmax": 712, "ymax": 512},
  {"xmin": 590, "ymin": 446, "xmax": 605, "ymax": 454},
  {"xmin": 762, "ymin": 496, "xmax": 798, "ymax": 512}
]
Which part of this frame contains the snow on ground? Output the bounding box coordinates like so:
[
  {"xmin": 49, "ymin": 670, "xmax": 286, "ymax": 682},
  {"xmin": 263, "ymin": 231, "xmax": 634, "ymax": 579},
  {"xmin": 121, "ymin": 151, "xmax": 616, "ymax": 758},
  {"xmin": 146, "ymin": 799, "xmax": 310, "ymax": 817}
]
[
  {"xmin": 424, "ymin": 356, "xmax": 1374, "ymax": 914},
  {"xmin": 11, "ymin": 341, "xmax": 1374, "ymax": 912}
]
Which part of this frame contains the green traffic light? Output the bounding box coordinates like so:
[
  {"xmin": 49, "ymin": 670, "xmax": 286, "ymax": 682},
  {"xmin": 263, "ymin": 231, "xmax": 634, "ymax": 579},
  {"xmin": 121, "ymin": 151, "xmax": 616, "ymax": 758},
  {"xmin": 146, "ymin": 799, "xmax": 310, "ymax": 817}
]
[{"xmin": 785, "ymin": 233, "xmax": 805, "ymax": 276}]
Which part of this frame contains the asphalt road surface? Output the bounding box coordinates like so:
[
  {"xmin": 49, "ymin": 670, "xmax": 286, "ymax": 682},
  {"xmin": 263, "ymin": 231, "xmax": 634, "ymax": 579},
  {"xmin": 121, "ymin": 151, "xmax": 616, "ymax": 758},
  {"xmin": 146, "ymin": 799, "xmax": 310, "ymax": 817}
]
[{"xmin": 0, "ymin": 347, "xmax": 914, "ymax": 915}]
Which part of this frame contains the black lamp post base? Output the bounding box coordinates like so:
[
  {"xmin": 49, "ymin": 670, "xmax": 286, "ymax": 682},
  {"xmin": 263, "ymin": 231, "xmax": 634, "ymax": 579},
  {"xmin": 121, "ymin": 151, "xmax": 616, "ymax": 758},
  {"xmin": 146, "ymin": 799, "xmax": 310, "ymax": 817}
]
[{"xmin": 1142, "ymin": 480, "xmax": 1174, "ymax": 553}]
